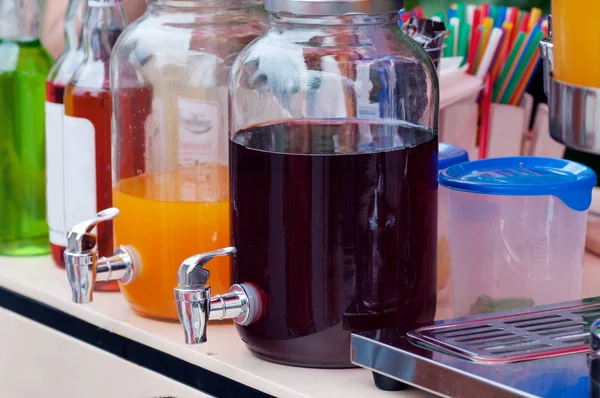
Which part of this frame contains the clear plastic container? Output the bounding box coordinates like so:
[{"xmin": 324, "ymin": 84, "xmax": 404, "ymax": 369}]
[
  {"xmin": 110, "ymin": 0, "xmax": 266, "ymax": 320},
  {"xmin": 229, "ymin": 0, "xmax": 439, "ymax": 367},
  {"xmin": 437, "ymin": 143, "xmax": 468, "ymax": 291},
  {"xmin": 440, "ymin": 157, "xmax": 596, "ymax": 317}
]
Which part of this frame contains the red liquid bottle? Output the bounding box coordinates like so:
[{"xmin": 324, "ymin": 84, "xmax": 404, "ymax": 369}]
[
  {"xmin": 45, "ymin": 0, "xmax": 87, "ymax": 268},
  {"xmin": 63, "ymin": 0, "xmax": 126, "ymax": 291}
]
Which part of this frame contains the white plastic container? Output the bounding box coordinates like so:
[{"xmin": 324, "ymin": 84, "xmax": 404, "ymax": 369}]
[
  {"xmin": 440, "ymin": 157, "xmax": 596, "ymax": 317},
  {"xmin": 437, "ymin": 143, "xmax": 469, "ymax": 291}
]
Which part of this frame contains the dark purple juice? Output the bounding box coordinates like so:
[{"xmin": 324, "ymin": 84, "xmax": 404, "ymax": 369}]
[{"xmin": 230, "ymin": 119, "xmax": 438, "ymax": 368}]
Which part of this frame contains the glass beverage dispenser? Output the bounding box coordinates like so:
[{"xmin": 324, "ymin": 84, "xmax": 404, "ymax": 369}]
[
  {"xmin": 540, "ymin": 3, "xmax": 600, "ymax": 154},
  {"xmin": 0, "ymin": 0, "xmax": 53, "ymax": 256},
  {"xmin": 63, "ymin": 0, "xmax": 266, "ymax": 319},
  {"xmin": 173, "ymin": 0, "xmax": 439, "ymax": 368}
]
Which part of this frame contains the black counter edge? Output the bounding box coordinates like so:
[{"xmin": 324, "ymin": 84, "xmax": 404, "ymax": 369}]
[{"xmin": 0, "ymin": 286, "xmax": 274, "ymax": 398}]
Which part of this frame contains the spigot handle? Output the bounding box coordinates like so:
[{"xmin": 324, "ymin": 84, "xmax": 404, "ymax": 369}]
[
  {"xmin": 177, "ymin": 247, "xmax": 236, "ymax": 288},
  {"xmin": 175, "ymin": 247, "xmax": 237, "ymax": 344},
  {"xmin": 66, "ymin": 208, "xmax": 120, "ymax": 253},
  {"xmin": 64, "ymin": 208, "xmax": 127, "ymax": 304}
]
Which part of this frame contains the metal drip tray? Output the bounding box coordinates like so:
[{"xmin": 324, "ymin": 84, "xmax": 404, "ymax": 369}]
[
  {"xmin": 351, "ymin": 297, "xmax": 600, "ymax": 397},
  {"xmin": 408, "ymin": 302, "xmax": 600, "ymax": 364}
]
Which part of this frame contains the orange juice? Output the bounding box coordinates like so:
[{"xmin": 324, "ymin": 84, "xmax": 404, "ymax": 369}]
[
  {"xmin": 552, "ymin": 0, "xmax": 600, "ymax": 88},
  {"xmin": 114, "ymin": 164, "xmax": 230, "ymax": 320}
]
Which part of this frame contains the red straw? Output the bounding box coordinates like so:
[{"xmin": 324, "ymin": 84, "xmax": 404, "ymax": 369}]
[
  {"xmin": 509, "ymin": 7, "xmax": 520, "ymax": 46},
  {"xmin": 467, "ymin": 27, "xmax": 483, "ymax": 75},
  {"xmin": 480, "ymin": 3, "xmax": 490, "ymax": 17},
  {"xmin": 401, "ymin": 12, "xmax": 410, "ymax": 24},
  {"xmin": 518, "ymin": 11, "xmax": 530, "ymax": 33},
  {"xmin": 471, "ymin": 9, "xmax": 483, "ymax": 42},
  {"xmin": 479, "ymin": 75, "xmax": 493, "ymax": 159},
  {"xmin": 413, "ymin": 6, "xmax": 425, "ymax": 19}
]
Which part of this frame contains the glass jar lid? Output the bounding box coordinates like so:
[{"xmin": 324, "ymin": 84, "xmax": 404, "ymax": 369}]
[{"xmin": 265, "ymin": 0, "xmax": 404, "ymax": 16}]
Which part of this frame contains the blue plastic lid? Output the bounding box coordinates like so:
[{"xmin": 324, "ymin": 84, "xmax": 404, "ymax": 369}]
[
  {"xmin": 440, "ymin": 156, "xmax": 597, "ymax": 212},
  {"xmin": 439, "ymin": 143, "xmax": 469, "ymax": 170}
]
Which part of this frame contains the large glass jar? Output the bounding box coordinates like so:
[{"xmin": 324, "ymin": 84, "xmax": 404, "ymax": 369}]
[
  {"xmin": 0, "ymin": 0, "xmax": 53, "ymax": 256},
  {"xmin": 111, "ymin": 0, "xmax": 267, "ymax": 320},
  {"xmin": 229, "ymin": 0, "xmax": 439, "ymax": 367}
]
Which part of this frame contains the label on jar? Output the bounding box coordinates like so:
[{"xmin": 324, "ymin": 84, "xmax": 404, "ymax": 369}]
[
  {"xmin": 355, "ymin": 62, "xmax": 380, "ymax": 120},
  {"xmin": 144, "ymin": 97, "xmax": 167, "ymax": 173},
  {"xmin": 45, "ymin": 102, "xmax": 66, "ymax": 246},
  {"xmin": 63, "ymin": 115, "xmax": 97, "ymax": 232},
  {"xmin": 177, "ymin": 98, "xmax": 221, "ymax": 165}
]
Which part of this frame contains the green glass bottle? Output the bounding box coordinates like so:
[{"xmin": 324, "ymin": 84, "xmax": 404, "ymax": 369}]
[{"xmin": 0, "ymin": 0, "xmax": 54, "ymax": 255}]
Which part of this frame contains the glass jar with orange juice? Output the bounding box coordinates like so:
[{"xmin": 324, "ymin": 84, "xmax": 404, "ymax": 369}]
[
  {"xmin": 110, "ymin": 0, "xmax": 267, "ymax": 320},
  {"xmin": 551, "ymin": 0, "xmax": 600, "ymax": 88}
]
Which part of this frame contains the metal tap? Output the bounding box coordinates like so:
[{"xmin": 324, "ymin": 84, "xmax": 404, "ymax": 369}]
[
  {"xmin": 538, "ymin": 15, "xmax": 553, "ymax": 97},
  {"xmin": 174, "ymin": 247, "xmax": 261, "ymax": 344},
  {"xmin": 64, "ymin": 208, "xmax": 137, "ymax": 304}
]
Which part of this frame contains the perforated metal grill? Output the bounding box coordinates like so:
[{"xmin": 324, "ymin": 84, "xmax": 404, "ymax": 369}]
[{"xmin": 407, "ymin": 303, "xmax": 600, "ymax": 364}]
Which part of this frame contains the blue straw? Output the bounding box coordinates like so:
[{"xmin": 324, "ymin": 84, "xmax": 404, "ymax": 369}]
[
  {"xmin": 495, "ymin": 6, "xmax": 507, "ymax": 28},
  {"xmin": 447, "ymin": 8, "xmax": 457, "ymax": 21}
]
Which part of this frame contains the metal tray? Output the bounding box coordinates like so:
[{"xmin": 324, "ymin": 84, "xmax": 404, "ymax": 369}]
[{"xmin": 352, "ymin": 297, "xmax": 600, "ymax": 397}]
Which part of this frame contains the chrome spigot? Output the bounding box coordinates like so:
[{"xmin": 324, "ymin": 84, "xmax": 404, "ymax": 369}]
[
  {"xmin": 64, "ymin": 208, "xmax": 136, "ymax": 304},
  {"xmin": 538, "ymin": 15, "xmax": 553, "ymax": 97},
  {"xmin": 174, "ymin": 247, "xmax": 261, "ymax": 344}
]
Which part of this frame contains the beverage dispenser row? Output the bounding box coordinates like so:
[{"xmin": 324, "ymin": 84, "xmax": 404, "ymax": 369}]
[{"xmin": 0, "ymin": 0, "xmax": 441, "ymax": 369}]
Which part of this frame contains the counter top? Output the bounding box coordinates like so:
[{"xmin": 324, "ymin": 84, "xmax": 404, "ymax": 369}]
[
  {"xmin": 1, "ymin": 252, "xmax": 599, "ymax": 397},
  {"xmin": 0, "ymin": 255, "xmax": 432, "ymax": 398}
]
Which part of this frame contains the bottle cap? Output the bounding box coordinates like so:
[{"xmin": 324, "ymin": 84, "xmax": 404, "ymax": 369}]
[{"xmin": 265, "ymin": 0, "xmax": 404, "ymax": 16}]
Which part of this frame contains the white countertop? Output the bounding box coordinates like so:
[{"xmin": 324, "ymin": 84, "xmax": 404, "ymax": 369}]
[
  {"xmin": 2, "ymin": 251, "xmax": 600, "ymax": 398},
  {"xmin": 0, "ymin": 255, "xmax": 433, "ymax": 398}
]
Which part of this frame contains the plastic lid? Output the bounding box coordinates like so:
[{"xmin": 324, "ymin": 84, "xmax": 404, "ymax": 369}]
[
  {"xmin": 265, "ymin": 0, "xmax": 403, "ymax": 15},
  {"xmin": 439, "ymin": 143, "xmax": 469, "ymax": 170},
  {"xmin": 439, "ymin": 156, "xmax": 597, "ymax": 211}
]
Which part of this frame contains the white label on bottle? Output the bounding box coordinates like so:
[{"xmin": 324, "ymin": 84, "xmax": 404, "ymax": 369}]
[
  {"xmin": 63, "ymin": 115, "xmax": 97, "ymax": 232},
  {"xmin": 177, "ymin": 98, "xmax": 221, "ymax": 165},
  {"xmin": 46, "ymin": 102, "xmax": 67, "ymax": 246}
]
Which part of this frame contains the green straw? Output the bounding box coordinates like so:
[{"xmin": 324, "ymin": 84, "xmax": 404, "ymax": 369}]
[
  {"xmin": 493, "ymin": 32, "xmax": 526, "ymax": 102},
  {"xmin": 456, "ymin": 2, "xmax": 466, "ymax": 25},
  {"xmin": 458, "ymin": 23, "xmax": 471, "ymax": 65},
  {"xmin": 499, "ymin": 29, "xmax": 544, "ymax": 104},
  {"xmin": 445, "ymin": 23, "xmax": 456, "ymax": 58},
  {"xmin": 489, "ymin": 5, "xmax": 497, "ymax": 26},
  {"xmin": 473, "ymin": 26, "xmax": 486, "ymax": 74}
]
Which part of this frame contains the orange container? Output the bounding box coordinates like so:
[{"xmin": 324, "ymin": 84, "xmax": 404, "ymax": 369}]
[
  {"xmin": 114, "ymin": 165, "xmax": 230, "ymax": 320},
  {"xmin": 552, "ymin": 0, "xmax": 600, "ymax": 88}
]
